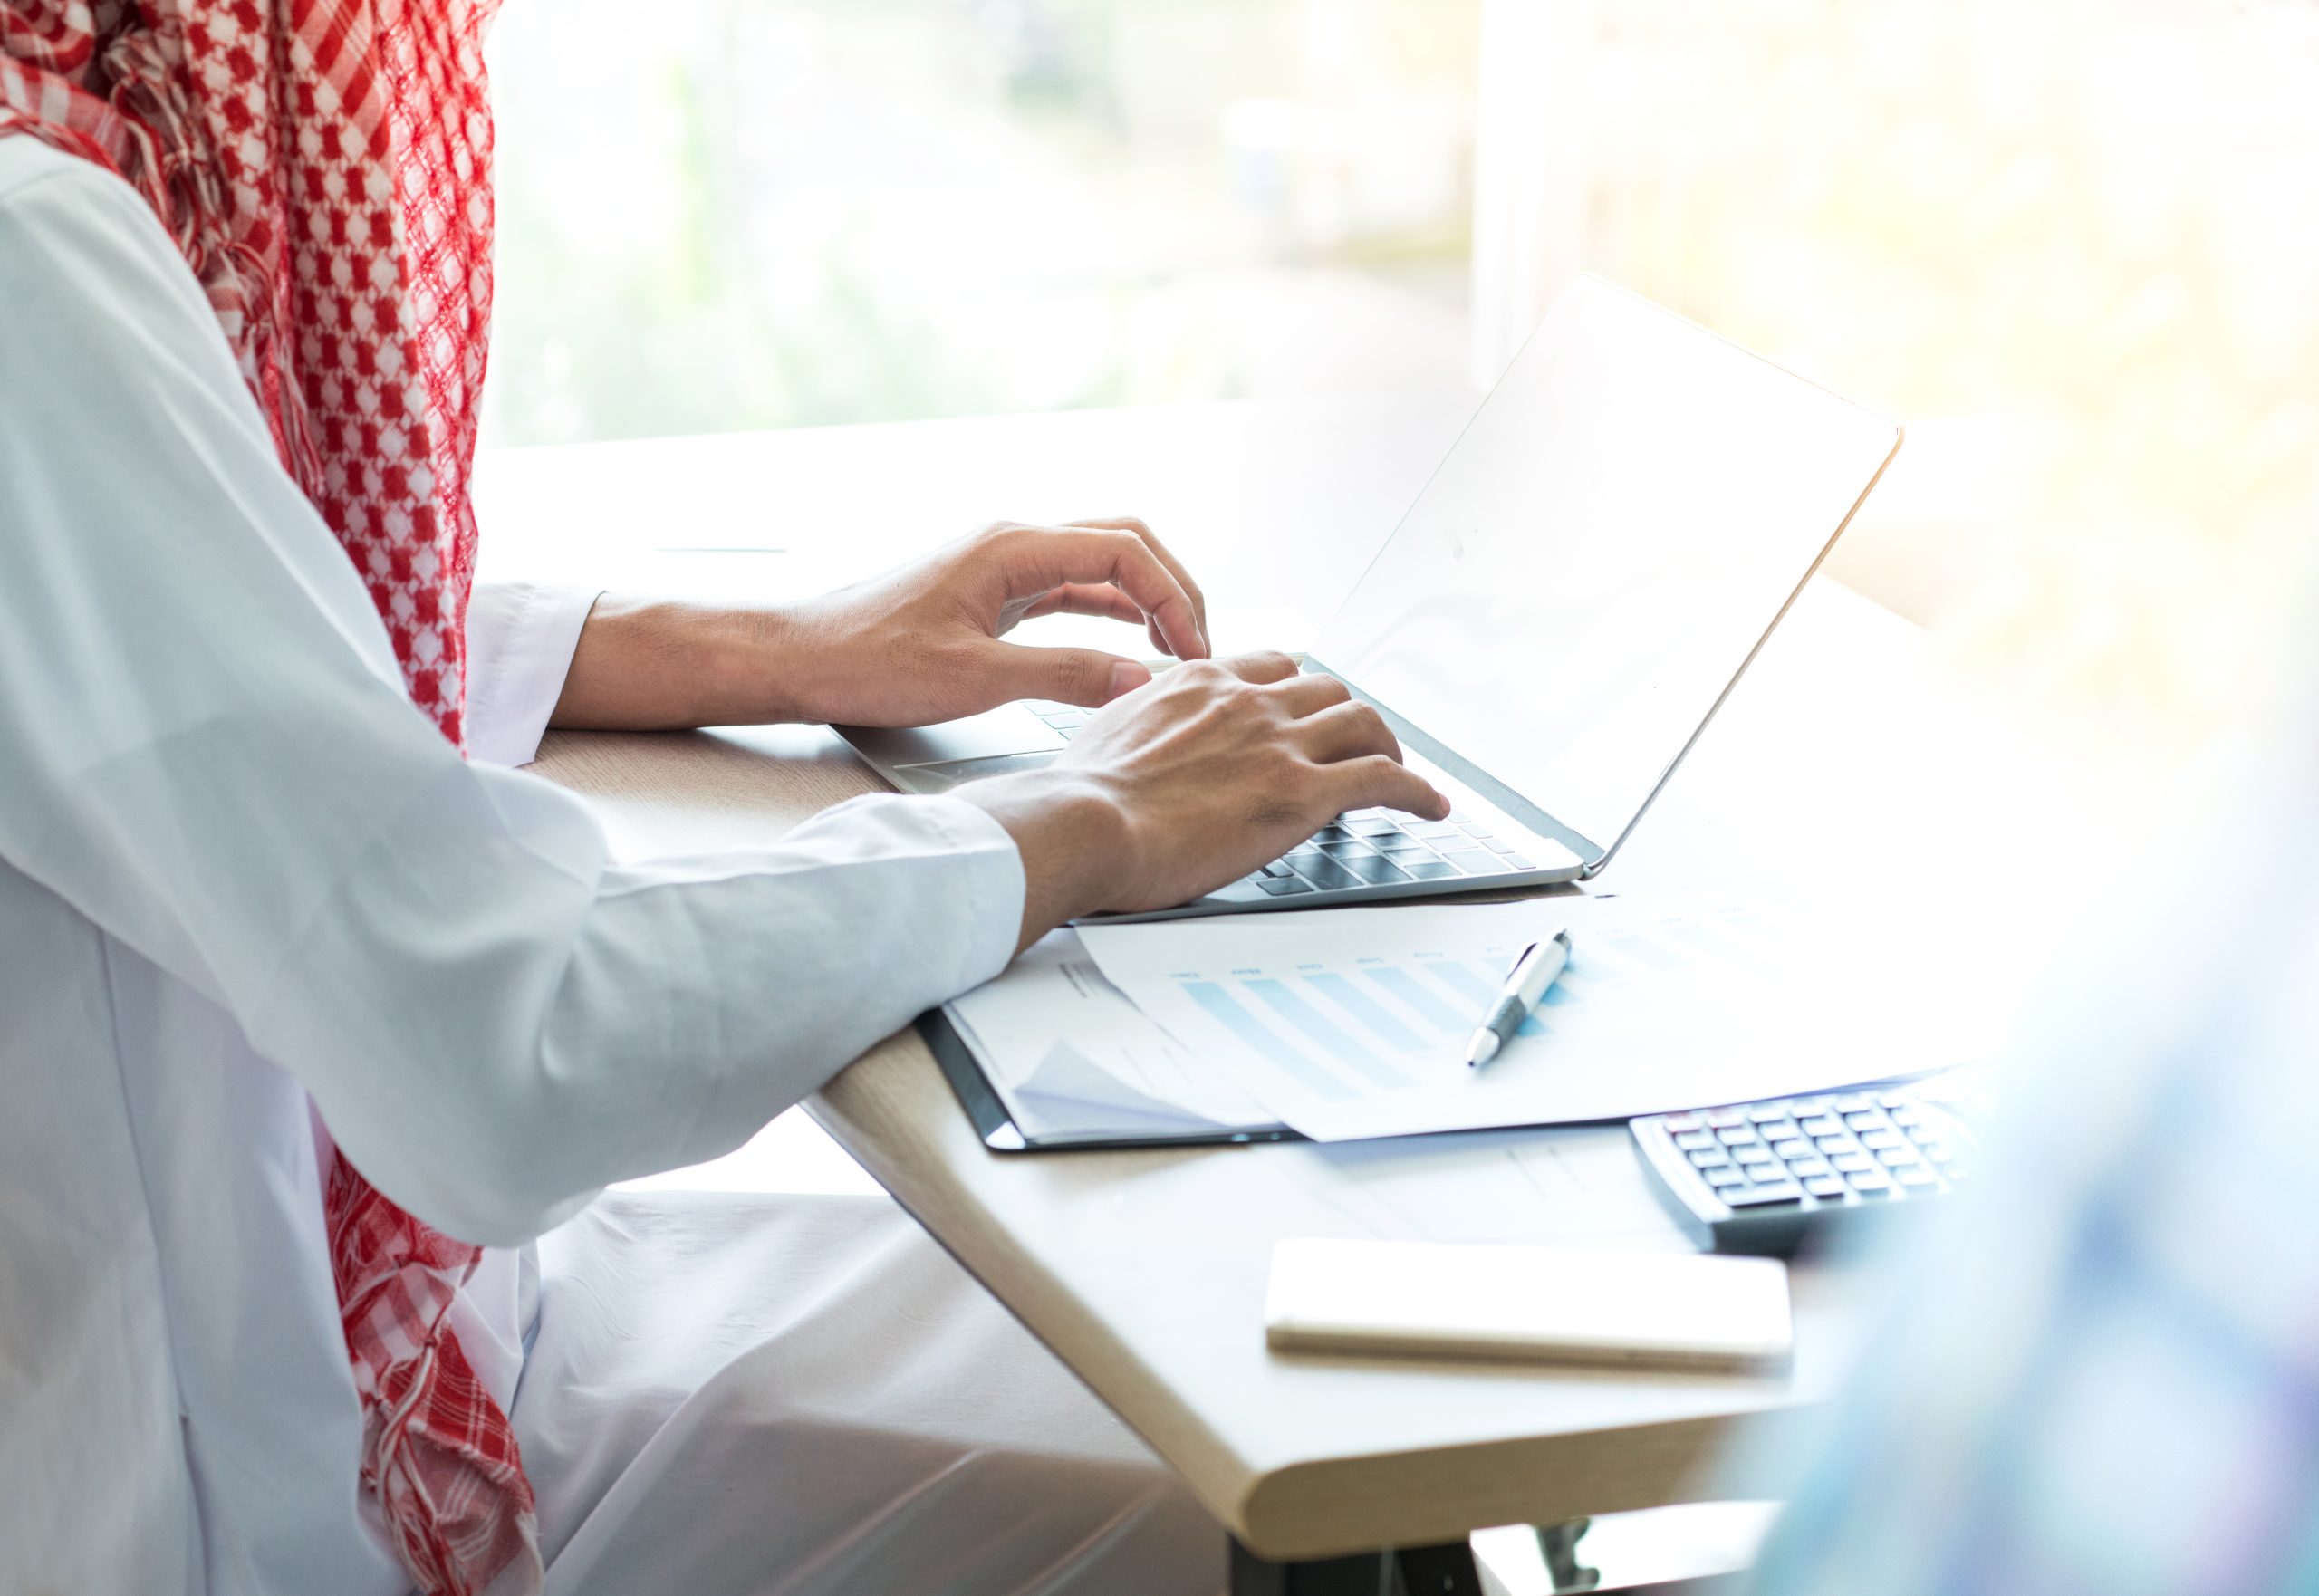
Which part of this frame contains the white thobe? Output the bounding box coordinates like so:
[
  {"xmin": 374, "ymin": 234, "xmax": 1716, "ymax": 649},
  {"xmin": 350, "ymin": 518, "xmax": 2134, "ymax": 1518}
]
[{"xmin": 0, "ymin": 135, "xmax": 1218, "ymax": 1595}]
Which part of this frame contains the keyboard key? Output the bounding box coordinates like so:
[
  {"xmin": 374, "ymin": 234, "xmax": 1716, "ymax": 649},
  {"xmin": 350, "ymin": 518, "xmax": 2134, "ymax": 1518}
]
[
  {"xmin": 1724, "ymin": 1183, "xmax": 1803, "ymax": 1208},
  {"xmin": 1688, "ymin": 1148, "xmax": 1732, "ymax": 1168},
  {"xmin": 1815, "ymin": 1135, "xmax": 1853, "ymax": 1154},
  {"xmin": 1407, "ymin": 821, "xmax": 1464, "ymax": 839},
  {"xmin": 1835, "ymin": 1093, "xmax": 1877, "ymax": 1113},
  {"xmin": 1843, "ymin": 1110, "xmax": 1885, "ymax": 1130},
  {"xmin": 1701, "ymin": 1166, "xmax": 1746, "ymax": 1187},
  {"xmin": 1846, "ymin": 1168, "xmax": 1892, "ymax": 1194},
  {"xmin": 1347, "ymin": 819, "xmax": 1401, "ymax": 837},
  {"xmin": 1442, "ymin": 851, "xmax": 1509, "ymax": 875},
  {"xmin": 1717, "ymin": 1126, "xmax": 1758, "ymax": 1145},
  {"xmin": 1320, "ymin": 840, "xmax": 1377, "ymax": 858},
  {"xmin": 1861, "ymin": 1130, "xmax": 1905, "ymax": 1151},
  {"xmin": 1804, "ymin": 1175, "xmax": 1849, "ymax": 1199},
  {"xmin": 1400, "ymin": 860, "xmax": 1464, "ymax": 880},
  {"xmin": 1769, "ymin": 1139, "xmax": 1810, "ymax": 1161},
  {"xmin": 1749, "ymin": 1103, "xmax": 1795, "ymax": 1122},
  {"xmin": 1500, "ymin": 855, "xmax": 1535, "ymax": 870},
  {"xmin": 1338, "ymin": 853, "xmax": 1412, "ymax": 885},
  {"xmin": 1790, "ymin": 1157, "xmax": 1832, "ymax": 1178},
  {"xmin": 1290, "ymin": 858, "xmax": 1363, "ymax": 891},
  {"xmin": 1283, "ymin": 847, "xmax": 1328, "ymax": 868},
  {"xmin": 1875, "ymin": 1145, "xmax": 1920, "ymax": 1167},
  {"xmin": 1705, "ymin": 1108, "xmax": 1747, "ymax": 1128},
  {"xmin": 1890, "ymin": 1106, "xmax": 1923, "ymax": 1128},
  {"xmin": 1484, "ymin": 838, "xmax": 1522, "ymax": 855},
  {"xmin": 1735, "ymin": 1145, "xmax": 1776, "ymax": 1167},
  {"xmin": 1256, "ymin": 877, "xmax": 1313, "ymax": 895},
  {"xmin": 1373, "ymin": 833, "xmax": 1435, "ymax": 854},
  {"xmin": 1673, "ymin": 1130, "xmax": 1718, "ymax": 1150},
  {"xmin": 1798, "ymin": 1116, "xmax": 1843, "ymax": 1138},
  {"xmin": 1258, "ymin": 860, "xmax": 1297, "ymax": 878},
  {"xmin": 1455, "ymin": 821, "xmax": 1493, "ymax": 836},
  {"xmin": 1831, "ymin": 1152, "xmax": 1875, "ymax": 1174},
  {"xmin": 1663, "ymin": 1113, "xmax": 1703, "ymax": 1132}
]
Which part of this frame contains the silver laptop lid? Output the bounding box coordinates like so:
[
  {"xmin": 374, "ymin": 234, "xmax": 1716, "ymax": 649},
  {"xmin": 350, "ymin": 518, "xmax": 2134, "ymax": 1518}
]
[{"xmin": 1307, "ymin": 274, "xmax": 1901, "ymax": 875}]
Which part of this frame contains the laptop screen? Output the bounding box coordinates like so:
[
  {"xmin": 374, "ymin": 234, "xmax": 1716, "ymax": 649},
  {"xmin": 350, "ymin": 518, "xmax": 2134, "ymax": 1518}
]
[{"xmin": 1311, "ymin": 276, "xmax": 1900, "ymax": 857}]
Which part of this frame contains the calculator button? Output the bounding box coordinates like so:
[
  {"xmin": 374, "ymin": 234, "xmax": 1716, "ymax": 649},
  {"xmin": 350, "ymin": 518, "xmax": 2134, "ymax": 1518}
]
[
  {"xmin": 1723, "ymin": 1183, "xmax": 1803, "ymax": 1208},
  {"xmin": 1674, "ymin": 1130, "xmax": 1718, "ymax": 1150},
  {"xmin": 1706, "ymin": 1109, "xmax": 1747, "ymax": 1128},
  {"xmin": 1843, "ymin": 1111, "xmax": 1883, "ymax": 1130},
  {"xmin": 1717, "ymin": 1126, "xmax": 1758, "ymax": 1146},
  {"xmin": 1769, "ymin": 1139, "xmax": 1810, "ymax": 1162},
  {"xmin": 1798, "ymin": 1116, "xmax": 1843, "ymax": 1138},
  {"xmin": 1831, "ymin": 1152, "xmax": 1875, "ymax": 1174},
  {"xmin": 1663, "ymin": 1113, "xmax": 1703, "ymax": 1133},
  {"xmin": 1748, "ymin": 1103, "xmax": 1793, "ymax": 1123},
  {"xmin": 1875, "ymin": 1145, "xmax": 1921, "ymax": 1167},
  {"xmin": 1895, "ymin": 1166, "xmax": 1939, "ymax": 1188},
  {"xmin": 1861, "ymin": 1130, "xmax": 1905, "ymax": 1151},
  {"xmin": 1754, "ymin": 1120, "xmax": 1798, "ymax": 1141},
  {"xmin": 1878, "ymin": 1091, "xmax": 1911, "ymax": 1108},
  {"xmin": 1689, "ymin": 1149, "xmax": 1731, "ymax": 1169},
  {"xmin": 1789, "ymin": 1158, "xmax": 1833, "ymax": 1179},
  {"xmin": 1846, "ymin": 1169, "xmax": 1892, "ymax": 1194},
  {"xmin": 1702, "ymin": 1166, "xmax": 1746, "ymax": 1188},
  {"xmin": 1835, "ymin": 1093, "xmax": 1877, "ymax": 1113},
  {"xmin": 1804, "ymin": 1176, "xmax": 1849, "ymax": 1199},
  {"xmin": 1890, "ymin": 1106, "xmax": 1922, "ymax": 1128},
  {"xmin": 1791, "ymin": 1096, "xmax": 1835, "ymax": 1116},
  {"xmin": 1816, "ymin": 1136, "xmax": 1854, "ymax": 1154},
  {"xmin": 1907, "ymin": 1124, "xmax": 1943, "ymax": 1144},
  {"xmin": 1735, "ymin": 1145, "xmax": 1777, "ymax": 1168}
]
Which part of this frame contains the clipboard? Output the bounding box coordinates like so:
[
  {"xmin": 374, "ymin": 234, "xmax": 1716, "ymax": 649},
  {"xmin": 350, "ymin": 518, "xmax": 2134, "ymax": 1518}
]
[{"xmin": 916, "ymin": 1008, "xmax": 1302, "ymax": 1154}]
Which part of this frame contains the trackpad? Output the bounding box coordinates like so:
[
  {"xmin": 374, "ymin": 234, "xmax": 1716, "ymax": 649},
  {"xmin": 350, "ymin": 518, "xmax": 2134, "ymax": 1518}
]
[
  {"xmin": 894, "ymin": 749, "xmax": 1065, "ymax": 792},
  {"xmin": 840, "ymin": 705, "xmax": 1069, "ymax": 766}
]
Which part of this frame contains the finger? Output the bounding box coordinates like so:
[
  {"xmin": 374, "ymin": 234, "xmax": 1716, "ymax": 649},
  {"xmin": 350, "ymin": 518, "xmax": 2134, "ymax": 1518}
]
[
  {"xmin": 981, "ymin": 639, "xmax": 1153, "ymax": 707},
  {"xmin": 1215, "ymin": 649, "xmax": 1302, "ymax": 686},
  {"xmin": 1318, "ymin": 754, "xmax": 1451, "ymax": 822},
  {"xmin": 1267, "ymin": 672, "xmax": 1353, "ymax": 716},
  {"xmin": 1294, "ymin": 699, "xmax": 1400, "ymax": 764},
  {"xmin": 1069, "ymin": 516, "xmax": 1208, "ymax": 656},
  {"xmin": 1005, "ymin": 526, "xmax": 1204, "ymax": 662},
  {"xmin": 1018, "ymin": 582, "xmax": 1149, "ymax": 628}
]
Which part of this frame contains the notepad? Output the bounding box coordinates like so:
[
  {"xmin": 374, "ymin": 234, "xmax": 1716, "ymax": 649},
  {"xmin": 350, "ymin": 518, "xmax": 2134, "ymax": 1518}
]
[{"xmin": 1264, "ymin": 1238, "xmax": 1793, "ymax": 1371}]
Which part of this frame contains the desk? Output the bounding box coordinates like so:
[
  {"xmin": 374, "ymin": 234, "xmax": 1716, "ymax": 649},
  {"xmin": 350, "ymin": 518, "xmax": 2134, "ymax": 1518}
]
[{"xmin": 483, "ymin": 397, "xmax": 2090, "ymax": 1587}]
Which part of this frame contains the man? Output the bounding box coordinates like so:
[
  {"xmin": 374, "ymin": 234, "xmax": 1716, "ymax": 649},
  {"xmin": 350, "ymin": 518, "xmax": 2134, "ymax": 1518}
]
[{"xmin": 0, "ymin": 3, "xmax": 1440, "ymax": 1591}]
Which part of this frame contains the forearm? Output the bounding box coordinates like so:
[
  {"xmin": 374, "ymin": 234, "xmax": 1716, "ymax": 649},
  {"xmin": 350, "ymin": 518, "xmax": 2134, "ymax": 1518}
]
[{"xmin": 549, "ymin": 595, "xmax": 818, "ymax": 729}]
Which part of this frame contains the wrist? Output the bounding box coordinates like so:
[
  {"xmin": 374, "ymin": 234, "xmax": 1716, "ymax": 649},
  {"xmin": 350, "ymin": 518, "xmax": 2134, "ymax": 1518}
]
[{"xmin": 953, "ymin": 771, "xmax": 1132, "ymax": 949}]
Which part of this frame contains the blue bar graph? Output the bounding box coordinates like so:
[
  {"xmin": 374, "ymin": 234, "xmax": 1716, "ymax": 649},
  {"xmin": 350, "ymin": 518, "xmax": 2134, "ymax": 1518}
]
[
  {"xmin": 1245, "ymin": 979, "xmax": 1408, "ymax": 1087},
  {"xmin": 1304, "ymin": 972, "xmax": 1425, "ymax": 1053},
  {"xmin": 1181, "ymin": 983, "xmax": 1353, "ymax": 1100},
  {"xmin": 1422, "ymin": 961, "xmax": 1544, "ymax": 1036},
  {"xmin": 1362, "ymin": 966, "xmax": 1468, "ymax": 1034}
]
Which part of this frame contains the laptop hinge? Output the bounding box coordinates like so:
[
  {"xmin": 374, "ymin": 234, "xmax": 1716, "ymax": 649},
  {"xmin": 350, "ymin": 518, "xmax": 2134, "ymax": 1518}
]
[{"xmin": 1302, "ymin": 659, "xmax": 1606, "ymax": 872}]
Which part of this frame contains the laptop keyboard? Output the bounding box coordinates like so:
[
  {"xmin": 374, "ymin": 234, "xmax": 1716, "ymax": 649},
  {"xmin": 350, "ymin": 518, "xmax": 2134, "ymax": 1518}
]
[{"xmin": 1025, "ymin": 701, "xmax": 1538, "ymax": 896}]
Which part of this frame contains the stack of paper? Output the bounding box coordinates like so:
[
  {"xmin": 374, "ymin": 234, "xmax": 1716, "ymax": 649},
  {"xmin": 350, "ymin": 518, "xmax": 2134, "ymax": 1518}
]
[{"xmin": 943, "ymin": 889, "xmax": 2020, "ymax": 1145}]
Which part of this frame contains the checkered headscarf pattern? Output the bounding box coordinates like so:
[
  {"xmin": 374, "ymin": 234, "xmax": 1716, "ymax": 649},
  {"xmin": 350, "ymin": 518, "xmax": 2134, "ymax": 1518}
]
[{"xmin": 1, "ymin": 5, "xmax": 539, "ymax": 1592}]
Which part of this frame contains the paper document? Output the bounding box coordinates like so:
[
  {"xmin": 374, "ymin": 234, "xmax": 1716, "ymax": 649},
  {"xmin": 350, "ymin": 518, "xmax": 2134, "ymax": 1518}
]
[
  {"xmin": 944, "ymin": 930, "xmax": 1280, "ymax": 1142},
  {"xmin": 1074, "ymin": 893, "xmax": 2006, "ymax": 1141}
]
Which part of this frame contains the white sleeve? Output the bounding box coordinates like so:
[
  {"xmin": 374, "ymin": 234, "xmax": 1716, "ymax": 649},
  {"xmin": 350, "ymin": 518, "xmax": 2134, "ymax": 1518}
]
[
  {"xmin": 464, "ymin": 580, "xmax": 600, "ymax": 767},
  {"xmin": 0, "ymin": 153, "xmax": 1025, "ymax": 1247}
]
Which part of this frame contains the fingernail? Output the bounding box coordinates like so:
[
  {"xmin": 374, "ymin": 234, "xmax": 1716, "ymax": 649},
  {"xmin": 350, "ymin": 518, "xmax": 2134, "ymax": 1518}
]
[{"xmin": 1107, "ymin": 659, "xmax": 1151, "ymax": 701}]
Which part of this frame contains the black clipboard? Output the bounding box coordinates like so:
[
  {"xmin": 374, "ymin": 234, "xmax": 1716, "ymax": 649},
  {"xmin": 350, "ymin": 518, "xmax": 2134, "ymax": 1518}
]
[{"xmin": 917, "ymin": 1008, "xmax": 1303, "ymax": 1153}]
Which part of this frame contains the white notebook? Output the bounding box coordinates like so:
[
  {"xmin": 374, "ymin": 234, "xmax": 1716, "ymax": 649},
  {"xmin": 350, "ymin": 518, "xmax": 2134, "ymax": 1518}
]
[{"xmin": 1264, "ymin": 1239, "xmax": 1793, "ymax": 1372}]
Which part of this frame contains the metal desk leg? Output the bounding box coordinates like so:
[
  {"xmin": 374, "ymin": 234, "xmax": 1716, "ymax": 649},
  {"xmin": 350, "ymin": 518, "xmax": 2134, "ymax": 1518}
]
[{"xmin": 1229, "ymin": 1538, "xmax": 1484, "ymax": 1596}]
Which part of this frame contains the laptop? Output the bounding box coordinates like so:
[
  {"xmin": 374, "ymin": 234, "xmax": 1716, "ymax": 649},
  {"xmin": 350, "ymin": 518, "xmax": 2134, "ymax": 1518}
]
[{"xmin": 842, "ymin": 275, "xmax": 1902, "ymax": 922}]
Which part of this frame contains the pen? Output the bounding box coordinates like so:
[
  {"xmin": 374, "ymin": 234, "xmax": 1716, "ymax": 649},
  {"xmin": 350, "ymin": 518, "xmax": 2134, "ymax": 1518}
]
[{"xmin": 1463, "ymin": 929, "xmax": 1572, "ymax": 1070}]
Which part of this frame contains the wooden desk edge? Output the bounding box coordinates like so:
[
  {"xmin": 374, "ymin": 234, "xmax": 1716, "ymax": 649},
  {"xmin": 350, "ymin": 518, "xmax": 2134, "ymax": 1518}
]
[{"xmin": 811, "ymin": 1026, "xmax": 1818, "ymax": 1562}]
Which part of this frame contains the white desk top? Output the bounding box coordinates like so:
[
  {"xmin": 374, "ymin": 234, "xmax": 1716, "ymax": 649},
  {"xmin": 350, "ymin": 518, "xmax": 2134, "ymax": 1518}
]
[{"xmin": 497, "ymin": 395, "xmax": 2088, "ymax": 1559}]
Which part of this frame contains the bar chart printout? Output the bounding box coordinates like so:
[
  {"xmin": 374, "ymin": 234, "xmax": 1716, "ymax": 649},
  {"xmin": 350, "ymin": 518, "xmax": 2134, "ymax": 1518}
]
[{"xmin": 1074, "ymin": 896, "xmax": 1990, "ymax": 1141}]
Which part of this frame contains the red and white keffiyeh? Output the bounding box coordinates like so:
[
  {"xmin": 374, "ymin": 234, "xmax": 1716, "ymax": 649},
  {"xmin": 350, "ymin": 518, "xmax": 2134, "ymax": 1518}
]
[{"xmin": 2, "ymin": 3, "xmax": 539, "ymax": 1591}]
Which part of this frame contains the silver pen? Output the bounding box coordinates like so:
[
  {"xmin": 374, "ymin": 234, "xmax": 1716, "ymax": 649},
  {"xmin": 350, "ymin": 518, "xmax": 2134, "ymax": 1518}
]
[{"xmin": 1463, "ymin": 929, "xmax": 1572, "ymax": 1070}]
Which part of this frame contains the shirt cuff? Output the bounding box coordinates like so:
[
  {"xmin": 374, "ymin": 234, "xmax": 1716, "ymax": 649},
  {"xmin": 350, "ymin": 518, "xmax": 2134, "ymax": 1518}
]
[{"xmin": 465, "ymin": 582, "xmax": 601, "ymax": 767}]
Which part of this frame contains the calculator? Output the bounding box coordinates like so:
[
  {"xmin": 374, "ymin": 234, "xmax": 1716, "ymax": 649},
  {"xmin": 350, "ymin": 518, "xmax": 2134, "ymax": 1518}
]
[{"xmin": 1631, "ymin": 1082, "xmax": 1981, "ymax": 1257}]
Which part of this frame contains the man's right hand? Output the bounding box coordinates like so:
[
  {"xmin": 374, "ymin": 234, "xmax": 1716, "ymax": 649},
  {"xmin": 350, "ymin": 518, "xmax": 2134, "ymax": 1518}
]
[{"xmin": 955, "ymin": 652, "xmax": 1449, "ymax": 948}]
